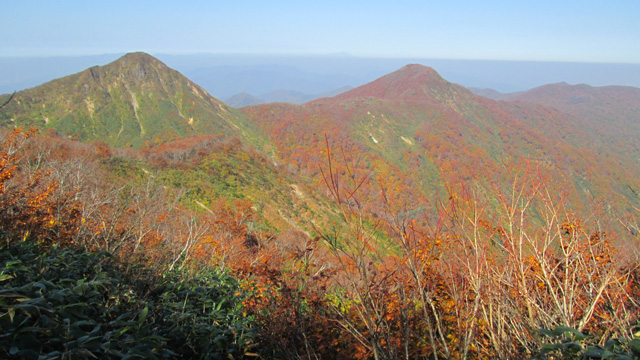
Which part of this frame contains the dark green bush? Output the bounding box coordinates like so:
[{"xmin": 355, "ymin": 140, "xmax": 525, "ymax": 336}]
[
  {"xmin": 0, "ymin": 239, "xmax": 256, "ymax": 359},
  {"xmin": 531, "ymin": 325, "xmax": 640, "ymax": 360}
]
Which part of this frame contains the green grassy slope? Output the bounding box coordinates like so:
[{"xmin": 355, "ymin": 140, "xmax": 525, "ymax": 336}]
[{"xmin": 0, "ymin": 52, "xmax": 266, "ymax": 149}]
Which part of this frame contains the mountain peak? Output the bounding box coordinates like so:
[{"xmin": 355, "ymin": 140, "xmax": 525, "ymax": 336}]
[
  {"xmin": 114, "ymin": 52, "xmax": 167, "ymax": 68},
  {"xmin": 101, "ymin": 52, "xmax": 170, "ymax": 82},
  {"xmin": 316, "ymin": 64, "xmax": 450, "ymax": 103},
  {"xmin": 120, "ymin": 51, "xmax": 157, "ymax": 61},
  {"xmin": 2, "ymin": 51, "xmax": 252, "ymax": 148},
  {"xmin": 394, "ymin": 64, "xmax": 443, "ymax": 80}
]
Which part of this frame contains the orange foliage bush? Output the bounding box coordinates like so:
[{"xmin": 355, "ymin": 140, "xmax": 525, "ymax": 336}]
[
  {"xmin": 0, "ymin": 128, "xmax": 58, "ymax": 242},
  {"xmin": 2, "ymin": 128, "xmax": 638, "ymax": 360}
]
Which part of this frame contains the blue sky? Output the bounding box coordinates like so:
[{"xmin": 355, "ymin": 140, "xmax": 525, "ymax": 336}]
[{"xmin": 2, "ymin": 1, "xmax": 639, "ymax": 63}]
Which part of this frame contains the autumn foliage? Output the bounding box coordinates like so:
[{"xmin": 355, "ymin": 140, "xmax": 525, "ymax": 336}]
[
  {"xmin": 1, "ymin": 129, "xmax": 639, "ymax": 359},
  {"xmin": 0, "ymin": 128, "xmax": 58, "ymax": 241}
]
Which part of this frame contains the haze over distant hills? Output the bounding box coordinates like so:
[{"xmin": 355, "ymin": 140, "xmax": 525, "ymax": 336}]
[
  {"xmin": 1, "ymin": 53, "xmax": 639, "ymax": 101},
  {"xmin": 225, "ymin": 86, "xmax": 354, "ymax": 107}
]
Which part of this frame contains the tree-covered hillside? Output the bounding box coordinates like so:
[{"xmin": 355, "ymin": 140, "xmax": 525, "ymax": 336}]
[
  {"xmin": 1, "ymin": 126, "xmax": 640, "ymax": 359},
  {"xmin": 2, "ymin": 56, "xmax": 640, "ymax": 359}
]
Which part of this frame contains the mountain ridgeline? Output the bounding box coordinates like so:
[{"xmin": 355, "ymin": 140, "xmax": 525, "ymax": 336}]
[
  {"xmin": 0, "ymin": 52, "xmax": 259, "ymax": 148},
  {"xmin": 1, "ymin": 53, "xmax": 640, "ymax": 226},
  {"xmin": 506, "ymin": 82, "xmax": 640, "ymax": 157},
  {"xmin": 242, "ymin": 63, "xmax": 640, "ymax": 212}
]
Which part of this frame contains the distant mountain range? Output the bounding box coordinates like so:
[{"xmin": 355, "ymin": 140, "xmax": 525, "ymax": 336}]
[
  {"xmin": 2, "ymin": 52, "xmax": 639, "ymax": 231},
  {"xmin": 471, "ymin": 82, "xmax": 640, "ymax": 160},
  {"xmin": 3, "ymin": 54, "xmax": 640, "ymax": 99},
  {"xmin": 179, "ymin": 63, "xmax": 361, "ymax": 101},
  {"xmin": 467, "ymin": 87, "xmax": 516, "ymax": 100},
  {"xmin": 225, "ymin": 86, "xmax": 353, "ymax": 107}
]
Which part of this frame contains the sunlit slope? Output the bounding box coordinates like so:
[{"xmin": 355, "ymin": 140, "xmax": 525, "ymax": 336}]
[
  {"xmin": 243, "ymin": 65, "xmax": 640, "ymax": 209},
  {"xmin": 0, "ymin": 52, "xmax": 265, "ymax": 148}
]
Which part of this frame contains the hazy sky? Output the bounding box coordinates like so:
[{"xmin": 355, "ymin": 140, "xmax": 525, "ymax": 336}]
[{"xmin": 2, "ymin": 1, "xmax": 639, "ymax": 63}]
